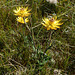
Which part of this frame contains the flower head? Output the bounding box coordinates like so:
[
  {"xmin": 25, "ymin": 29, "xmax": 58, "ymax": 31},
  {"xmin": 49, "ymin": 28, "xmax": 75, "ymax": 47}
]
[
  {"xmin": 13, "ymin": 6, "xmax": 31, "ymax": 17},
  {"xmin": 41, "ymin": 17, "xmax": 63, "ymax": 30},
  {"xmin": 16, "ymin": 17, "xmax": 29, "ymax": 23}
]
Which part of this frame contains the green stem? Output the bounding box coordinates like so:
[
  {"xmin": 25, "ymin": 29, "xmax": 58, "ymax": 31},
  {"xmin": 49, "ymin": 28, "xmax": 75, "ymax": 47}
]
[
  {"xmin": 23, "ymin": 18, "xmax": 31, "ymax": 33},
  {"xmin": 44, "ymin": 30, "xmax": 52, "ymax": 53},
  {"xmin": 23, "ymin": 18, "xmax": 36, "ymax": 52}
]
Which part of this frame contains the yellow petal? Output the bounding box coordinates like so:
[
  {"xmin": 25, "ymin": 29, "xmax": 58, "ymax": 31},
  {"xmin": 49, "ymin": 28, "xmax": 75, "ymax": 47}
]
[
  {"xmin": 13, "ymin": 6, "xmax": 31, "ymax": 17},
  {"xmin": 16, "ymin": 17, "xmax": 29, "ymax": 23},
  {"xmin": 47, "ymin": 27, "xmax": 50, "ymax": 30},
  {"xmin": 41, "ymin": 17, "xmax": 63, "ymax": 30}
]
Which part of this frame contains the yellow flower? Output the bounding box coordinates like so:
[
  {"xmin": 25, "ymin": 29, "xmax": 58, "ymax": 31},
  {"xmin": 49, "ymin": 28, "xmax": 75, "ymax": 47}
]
[
  {"xmin": 41, "ymin": 17, "xmax": 63, "ymax": 30},
  {"xmin": 16, "ymin": 17, "xmax": 29, "ymax": 23},
  {"xmin": 13, "ymin": 6, "xmax": 31, "ymax": 17}
]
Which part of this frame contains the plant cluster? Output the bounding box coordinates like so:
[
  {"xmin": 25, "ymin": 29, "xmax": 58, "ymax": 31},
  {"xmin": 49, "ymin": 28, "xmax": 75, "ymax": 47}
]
[{"xmin": 0, "ymin": 0, "xmax": 75, "ymax": 75}]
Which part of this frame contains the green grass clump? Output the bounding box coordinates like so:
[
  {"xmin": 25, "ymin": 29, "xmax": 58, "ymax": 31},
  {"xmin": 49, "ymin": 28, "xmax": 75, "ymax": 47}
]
[{"xmin": 0, "ymin": 0, "xmax": 75, "ymax": 75}]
